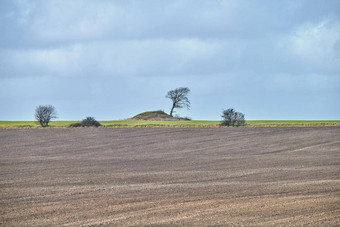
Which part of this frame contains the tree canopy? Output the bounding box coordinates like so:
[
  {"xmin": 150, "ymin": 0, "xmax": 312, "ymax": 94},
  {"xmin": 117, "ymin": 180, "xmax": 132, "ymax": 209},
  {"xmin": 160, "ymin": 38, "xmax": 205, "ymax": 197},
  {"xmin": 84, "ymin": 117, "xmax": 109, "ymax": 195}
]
[
  {"xmin": 221, "ymin": 108, "xmax": 245, "ymax": 127},
  {"xmin": 35, "ymin": 105, "xmax": 57, "ymax": 127},
  {"xmin": 166, "ymin": 87, "xmax": 190, "ymax": 117}
]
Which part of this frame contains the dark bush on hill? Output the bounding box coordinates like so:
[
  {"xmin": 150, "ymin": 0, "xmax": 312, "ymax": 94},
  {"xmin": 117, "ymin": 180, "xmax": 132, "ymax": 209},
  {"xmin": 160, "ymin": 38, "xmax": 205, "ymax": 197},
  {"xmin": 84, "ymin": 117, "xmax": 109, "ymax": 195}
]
[{"xmin": 70, "ymin": 117, "xmax": 101, "ymax": 127}]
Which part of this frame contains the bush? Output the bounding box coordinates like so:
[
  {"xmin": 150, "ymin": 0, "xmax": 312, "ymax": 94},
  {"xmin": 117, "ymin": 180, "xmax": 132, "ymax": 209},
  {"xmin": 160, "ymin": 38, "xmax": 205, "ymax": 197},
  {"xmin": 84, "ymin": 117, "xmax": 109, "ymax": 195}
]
[
  {"xmin": 69, "ymin": 122, "xmax": 83, "ymax": 127},
  {"xmin": 81, "ymin": 117, "xmax": 101, "ymax": 127},
  {"xmin": 69, "ymin": 117, "xmax": 101, "ymax": 127},
  {"xmin": 221, "ymin": 108, "xmax": 245, "ymax": 127}
]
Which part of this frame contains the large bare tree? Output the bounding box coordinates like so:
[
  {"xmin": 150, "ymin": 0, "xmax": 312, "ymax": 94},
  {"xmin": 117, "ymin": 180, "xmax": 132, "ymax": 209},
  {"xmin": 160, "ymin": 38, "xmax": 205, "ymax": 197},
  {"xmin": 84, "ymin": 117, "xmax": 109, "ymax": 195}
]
[
  {"xmin": 35, "ymin": 105, "xmax": 57, "ymax": 127},
  {"xmin": 166, "ymin": 87, "xmax": 190, "ymax": 117}
]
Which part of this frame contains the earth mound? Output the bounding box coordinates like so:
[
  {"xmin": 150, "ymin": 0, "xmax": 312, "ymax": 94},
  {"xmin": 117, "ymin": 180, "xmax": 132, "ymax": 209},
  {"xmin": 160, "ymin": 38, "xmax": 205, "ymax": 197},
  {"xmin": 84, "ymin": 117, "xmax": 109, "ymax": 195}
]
[
  {"xmin": 131, "ymin": 111, "xmax": 173, "ymax": 120},
  {"xmin": 131, "ymin": 111, "xmax": 190, "ymax": 121}
]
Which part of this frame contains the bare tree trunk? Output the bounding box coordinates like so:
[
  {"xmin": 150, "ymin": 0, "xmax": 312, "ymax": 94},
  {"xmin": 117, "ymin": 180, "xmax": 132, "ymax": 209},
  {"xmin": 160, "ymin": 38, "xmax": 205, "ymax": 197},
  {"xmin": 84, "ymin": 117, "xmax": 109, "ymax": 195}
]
[{"xmin": 170, "ymin": 103, "xmax": 175, "ymax": 117}]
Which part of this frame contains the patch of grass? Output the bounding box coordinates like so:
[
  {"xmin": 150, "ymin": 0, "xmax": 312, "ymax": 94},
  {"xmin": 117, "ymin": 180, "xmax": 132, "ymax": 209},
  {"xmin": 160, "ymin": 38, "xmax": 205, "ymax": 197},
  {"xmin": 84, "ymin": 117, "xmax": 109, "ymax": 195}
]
[
  {"xmin": 98, "ymin": 120, "xmax": 340, "ymax": 127},
  {"xmin": 49, "ymin": 121, "xmax": 79, "ymax": 126},
  {"xmin": 0, "ymin": 121, "xmax": 37, "ymax": 126},
  {"xmin": 0, "ymin": 121, "xmax": 78, "ymax": 127},
  {"xmin": 101, "ymin": 120, "xmax": 219, "ymax": 126},
  {"xmin": 246, "ymin": 120, "xmax": 340, "ymax": 125},
  {"xmin": 0, "ymin": 120, "xmax": 339, "ymax": 128}
]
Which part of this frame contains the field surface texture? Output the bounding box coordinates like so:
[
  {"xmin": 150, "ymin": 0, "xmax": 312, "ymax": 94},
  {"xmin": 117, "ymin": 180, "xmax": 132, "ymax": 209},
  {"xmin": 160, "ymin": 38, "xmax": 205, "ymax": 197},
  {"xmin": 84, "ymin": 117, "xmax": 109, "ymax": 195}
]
[{"xmin": 0, "ymin": 127, "xmax": 339, "ymax": 226}]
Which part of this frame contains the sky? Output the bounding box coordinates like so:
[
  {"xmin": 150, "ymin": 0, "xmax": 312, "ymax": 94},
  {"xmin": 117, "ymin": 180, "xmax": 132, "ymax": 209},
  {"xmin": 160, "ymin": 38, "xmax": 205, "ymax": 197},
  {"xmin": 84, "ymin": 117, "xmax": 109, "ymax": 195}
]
[{"xmin": 1, "ymin": 0, "xmax": 339, "ymax": 120}]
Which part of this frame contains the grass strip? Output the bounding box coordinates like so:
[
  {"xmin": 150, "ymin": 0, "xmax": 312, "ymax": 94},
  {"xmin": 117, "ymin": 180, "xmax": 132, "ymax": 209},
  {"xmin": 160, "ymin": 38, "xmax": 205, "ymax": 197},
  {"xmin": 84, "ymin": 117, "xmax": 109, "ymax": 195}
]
[{"xmin": 0, "ymin": 120, "xmax": 339, "ymax": 128}]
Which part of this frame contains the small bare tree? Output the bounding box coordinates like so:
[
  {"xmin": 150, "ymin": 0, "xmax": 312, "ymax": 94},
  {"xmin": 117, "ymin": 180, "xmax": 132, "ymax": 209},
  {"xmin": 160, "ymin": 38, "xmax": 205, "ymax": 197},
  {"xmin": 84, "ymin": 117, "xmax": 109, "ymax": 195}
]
[
  {"xmin": 221, "ymin": 108, "xmax": 245, "ymax": 127},
  {"xmin": 35, "ymin": 105, "xmax": 57, "ymax": 127},
  {"xmin": 166, "ymin": 87, "xmax": 190, "ymax": 117}
]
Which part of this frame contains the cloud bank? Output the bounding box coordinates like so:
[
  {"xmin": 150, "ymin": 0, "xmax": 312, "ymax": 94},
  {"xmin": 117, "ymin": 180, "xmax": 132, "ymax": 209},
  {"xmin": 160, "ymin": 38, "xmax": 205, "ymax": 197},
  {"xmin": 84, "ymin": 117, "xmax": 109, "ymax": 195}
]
[{"xmin": 1, "ymin": 0, "xmax": 339, "ymax": 120}]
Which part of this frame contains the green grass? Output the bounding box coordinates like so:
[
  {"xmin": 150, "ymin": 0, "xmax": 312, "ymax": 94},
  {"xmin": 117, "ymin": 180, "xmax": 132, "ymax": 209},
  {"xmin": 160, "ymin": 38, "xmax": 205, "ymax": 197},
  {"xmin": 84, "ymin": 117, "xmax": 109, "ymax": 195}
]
[
  {"xmin": 246, "ymin": 120, "xmax": 340, "ymax": 124},
  {"xmin": 0, "ymin": 120, "xmax": 219, "ymax": 127},
  {"xmin": 0, "ymin": 121, "xmax": 78, "ymax": 126},
  {"xmin": 0, "ymin": 120, "xmax": 339, "ymax": 127},
  {"xmin": 101, "ymin": 120, "xmax": 219, "ymax": 126}
]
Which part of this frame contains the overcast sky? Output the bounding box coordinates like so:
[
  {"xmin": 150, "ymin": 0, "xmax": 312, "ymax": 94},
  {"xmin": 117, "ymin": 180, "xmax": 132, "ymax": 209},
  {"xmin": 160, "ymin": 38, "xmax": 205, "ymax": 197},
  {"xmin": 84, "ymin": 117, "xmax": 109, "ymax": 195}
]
[{"xmin": 1, "ymin": 0, "xmax": 339, "ymax": 120}]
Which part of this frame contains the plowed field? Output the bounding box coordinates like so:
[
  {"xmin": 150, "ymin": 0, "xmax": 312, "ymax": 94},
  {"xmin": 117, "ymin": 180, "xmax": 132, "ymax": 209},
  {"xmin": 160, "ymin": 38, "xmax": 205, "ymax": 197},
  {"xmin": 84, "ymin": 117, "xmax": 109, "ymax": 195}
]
[{"xmin": 1, "ymin": 127, "xmax": 339, "ymax": 226}]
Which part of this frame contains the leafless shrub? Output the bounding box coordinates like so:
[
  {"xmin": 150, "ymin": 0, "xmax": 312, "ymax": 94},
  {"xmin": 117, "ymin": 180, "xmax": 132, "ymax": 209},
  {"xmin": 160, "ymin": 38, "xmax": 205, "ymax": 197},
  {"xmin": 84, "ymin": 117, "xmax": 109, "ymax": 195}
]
[{"xmin": 35, "ymin": 105, "xmax": 57, "ymax": 127}]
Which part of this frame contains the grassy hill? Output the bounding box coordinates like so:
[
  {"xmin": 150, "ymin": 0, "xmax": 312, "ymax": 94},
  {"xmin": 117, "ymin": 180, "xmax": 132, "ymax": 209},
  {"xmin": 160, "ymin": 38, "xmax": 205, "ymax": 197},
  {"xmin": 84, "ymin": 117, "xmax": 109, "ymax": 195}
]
[
  {"xmin": 130, "ymin": 110, "xmax": 190, "ymax": 121},
  {"xmin": 131, "ymin": 110, "xmax": 173, "ymax": 120}
]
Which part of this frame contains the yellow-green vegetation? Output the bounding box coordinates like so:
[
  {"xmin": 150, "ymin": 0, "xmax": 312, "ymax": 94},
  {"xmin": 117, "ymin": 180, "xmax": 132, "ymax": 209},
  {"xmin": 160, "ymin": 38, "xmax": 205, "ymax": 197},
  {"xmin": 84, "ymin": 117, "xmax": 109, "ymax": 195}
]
[
  {"xmin": 0, "ymin": 121, "xmax": 78, "ymax": 127},
  {"xmin": 248, "ymin": 120, "xmax": 340, "ymax": 124},
  {"xmin": 247, "ymin": 120, "xmax": 340, "ymax": 126},
  {"xmin": 101, "ymin": 120, "xmax": 219, "ymax": 127},
  {"xmin": 97, "ymin": 120, "xmax": 340, "ymax": 127},
  {"xmin": 0, "ymin": 120, "xmax": 339, "ymax": 128},
  {"xmin": 0, "ymin": 120, "xmax": 219, "ymax": 127},
  {"xmin": 2, "ymin": 111, "xmax": 338, "ymax": 128}
]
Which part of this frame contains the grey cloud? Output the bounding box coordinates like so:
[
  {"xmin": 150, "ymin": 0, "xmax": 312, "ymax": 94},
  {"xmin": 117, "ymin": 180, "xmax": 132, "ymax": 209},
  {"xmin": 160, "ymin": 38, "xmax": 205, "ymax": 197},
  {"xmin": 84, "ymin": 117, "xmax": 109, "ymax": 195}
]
[
  {"xmin": 1, "ymin": 0, "xmax": 339, "ymax": 120},
  {"xmin": 2, "ymin": 0, "xmax": 339, "ymax": 47}
]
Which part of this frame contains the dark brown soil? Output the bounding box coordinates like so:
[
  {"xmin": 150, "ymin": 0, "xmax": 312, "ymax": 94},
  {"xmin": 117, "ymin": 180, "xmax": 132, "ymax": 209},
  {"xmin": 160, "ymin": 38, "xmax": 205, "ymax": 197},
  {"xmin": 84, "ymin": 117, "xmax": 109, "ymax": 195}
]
[{"xmin": 0, "ymin": 127, "xmax": 339, "ymax": 226}]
